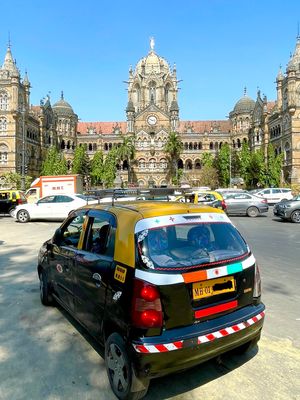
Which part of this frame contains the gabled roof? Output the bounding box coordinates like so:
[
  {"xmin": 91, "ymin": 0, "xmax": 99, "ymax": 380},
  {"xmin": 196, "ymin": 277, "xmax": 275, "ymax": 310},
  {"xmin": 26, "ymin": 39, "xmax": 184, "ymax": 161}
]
[{"xmin": 77, "ymin": 121, "xmax": 127, "ymax": 135}]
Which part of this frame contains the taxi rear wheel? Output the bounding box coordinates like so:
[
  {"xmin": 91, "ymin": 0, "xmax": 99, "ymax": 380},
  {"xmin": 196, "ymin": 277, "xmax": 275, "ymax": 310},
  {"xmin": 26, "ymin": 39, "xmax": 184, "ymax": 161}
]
[
  {"xmin": 39, "ymin": 269, "xmax": 54, "ymax": 306},
  {"xmin": 17, "ymin": 209, "xmax": 30, "ymax": 223},
  {"xmin": 105, "ymin": 333, "xmax": 149, "ymax": 400}
]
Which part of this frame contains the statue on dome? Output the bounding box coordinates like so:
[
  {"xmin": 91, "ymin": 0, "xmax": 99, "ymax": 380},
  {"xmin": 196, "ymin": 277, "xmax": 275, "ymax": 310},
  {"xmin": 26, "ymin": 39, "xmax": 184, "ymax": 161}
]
[{"xmin": 150, "ymin": 37, "xmax": 155, "ymax": 51}]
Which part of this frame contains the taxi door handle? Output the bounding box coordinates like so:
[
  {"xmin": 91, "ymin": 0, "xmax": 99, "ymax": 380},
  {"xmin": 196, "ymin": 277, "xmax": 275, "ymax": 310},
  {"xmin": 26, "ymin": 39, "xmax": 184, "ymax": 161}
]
[{"xmin": 92, "ymin": 273, "xmax": 102, "ymax": 288}]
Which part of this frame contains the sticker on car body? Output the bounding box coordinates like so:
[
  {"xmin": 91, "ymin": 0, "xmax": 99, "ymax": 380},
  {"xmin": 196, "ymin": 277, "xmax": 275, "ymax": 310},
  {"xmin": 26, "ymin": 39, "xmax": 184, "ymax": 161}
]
[{"xmin": 114, "ymin": 265, "xmax": 127, "ymax": 283}]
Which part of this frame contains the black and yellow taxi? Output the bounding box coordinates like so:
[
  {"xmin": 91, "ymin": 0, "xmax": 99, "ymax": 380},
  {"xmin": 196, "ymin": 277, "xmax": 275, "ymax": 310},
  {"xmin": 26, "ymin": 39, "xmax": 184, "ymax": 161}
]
[
  {"xmin": 175, "ymin": 190, "xmax": 227, "ymax": 212},
  {"xmin": 38, "ymin": 201, "xmax": 265, "ymax": 400},
  {"xmin": 0, "ymin": 189, "xmax": 27, "ymax": 214}
]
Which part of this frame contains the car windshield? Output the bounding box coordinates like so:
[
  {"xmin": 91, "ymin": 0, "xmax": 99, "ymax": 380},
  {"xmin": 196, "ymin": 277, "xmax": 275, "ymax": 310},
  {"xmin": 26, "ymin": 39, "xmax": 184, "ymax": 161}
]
[{"xmin": 136, "ymin": 220, "xmax": 248, "ymax": 270}]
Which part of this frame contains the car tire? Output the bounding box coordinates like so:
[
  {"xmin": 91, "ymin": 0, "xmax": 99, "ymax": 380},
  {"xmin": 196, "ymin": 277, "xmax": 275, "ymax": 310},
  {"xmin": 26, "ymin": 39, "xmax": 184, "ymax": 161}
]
[
  {"xmin": 39, "ymin": 269, "xmax": 54, "ymax": 306},
  {"xmin": 291, "ymin": 210, "xmax": 300, "ymax": 223},
  {"xmin": 105, "ymin": 333, "xmax": 149, "ymax": 400},
  {"xmin": 17, "ymin": 209, "xmax": 30, "ymax": 223},
  {"xmin": 8, "ymin": 206, "xmax": 15, "ymax": 215},
  {"xmin": 247, "ymin": 206, "xmax": 259, "ymax": 218}
]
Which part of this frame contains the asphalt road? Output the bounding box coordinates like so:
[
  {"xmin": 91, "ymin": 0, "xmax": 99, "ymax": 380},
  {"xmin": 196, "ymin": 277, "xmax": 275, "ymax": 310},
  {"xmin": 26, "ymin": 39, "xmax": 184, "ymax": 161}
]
[{"xmin": 0, "ymin": 209, "xmax": 299, "ymax": 400}]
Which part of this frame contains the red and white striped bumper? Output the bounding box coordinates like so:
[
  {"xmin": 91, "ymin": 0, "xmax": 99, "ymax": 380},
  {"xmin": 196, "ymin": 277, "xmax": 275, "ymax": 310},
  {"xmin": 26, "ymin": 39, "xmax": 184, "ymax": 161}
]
[{"xmin": 133, "ymin": 311, "xmax": 265, "ymax": 354}]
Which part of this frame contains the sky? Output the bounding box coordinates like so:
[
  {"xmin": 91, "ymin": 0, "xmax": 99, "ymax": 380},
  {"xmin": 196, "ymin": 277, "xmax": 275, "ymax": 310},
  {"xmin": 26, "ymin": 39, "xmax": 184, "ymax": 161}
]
[{"xmin": 1, "ymin": 0, "xmax": 300, "ymax": 123}]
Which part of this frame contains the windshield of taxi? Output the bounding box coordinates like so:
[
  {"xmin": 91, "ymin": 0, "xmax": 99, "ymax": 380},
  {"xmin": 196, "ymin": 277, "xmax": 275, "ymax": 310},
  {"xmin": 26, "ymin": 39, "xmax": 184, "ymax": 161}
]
[{"xmin": 135, "ymin": 215, "xmax": 248, "ymax": 270}]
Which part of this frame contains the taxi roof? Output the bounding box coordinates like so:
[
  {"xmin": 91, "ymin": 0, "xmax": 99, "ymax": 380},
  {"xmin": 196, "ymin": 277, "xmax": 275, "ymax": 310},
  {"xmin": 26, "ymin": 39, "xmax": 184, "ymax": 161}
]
[{"xmin": 81, "ymin": 201, "xmax": 224, "ymax": 268}]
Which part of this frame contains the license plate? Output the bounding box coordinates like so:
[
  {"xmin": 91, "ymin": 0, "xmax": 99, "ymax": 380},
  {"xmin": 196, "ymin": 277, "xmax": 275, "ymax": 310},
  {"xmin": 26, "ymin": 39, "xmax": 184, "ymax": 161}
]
[{"xmin": 192, "ymin": 276, "xmax": 235, "ymax": 300}]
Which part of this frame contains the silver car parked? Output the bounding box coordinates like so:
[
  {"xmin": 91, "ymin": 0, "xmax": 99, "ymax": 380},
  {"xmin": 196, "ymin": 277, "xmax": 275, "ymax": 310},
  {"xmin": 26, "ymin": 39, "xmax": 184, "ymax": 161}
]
[
  {"xmin": 223, "ymin": 192, "xmax": 269, "ymax": 217},
  {"xmin": 273, "ymin": 195, "xmax": 300, "ymax": 223}
]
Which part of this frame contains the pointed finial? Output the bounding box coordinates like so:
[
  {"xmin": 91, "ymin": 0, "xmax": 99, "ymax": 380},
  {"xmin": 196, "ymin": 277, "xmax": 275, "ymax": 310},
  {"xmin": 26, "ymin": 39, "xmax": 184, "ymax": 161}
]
[
  {"xmin": 61, "ymin": 91, "xmax": 64, "ymax": 100},
  {"xmin": 150, "ymin": 36, "xmax": 155, "ymax": 51},
  {"xmin": 244, "ymin": 87, "xmax": 247, "ymax": 96},
  {"xmin": 297, "ymin": 22, "xmax": 300, "ymax": 40},
  {"xmin": 8, "ymin": 32, "xmax": 11, "ymax": 48}
]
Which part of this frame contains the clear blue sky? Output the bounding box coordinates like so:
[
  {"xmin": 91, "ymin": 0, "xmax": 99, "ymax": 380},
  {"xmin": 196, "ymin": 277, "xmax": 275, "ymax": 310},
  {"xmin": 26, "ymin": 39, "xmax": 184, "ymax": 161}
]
[{"xmin": 1, "ymin": 0, "xmax": 300, "ymax": 122}]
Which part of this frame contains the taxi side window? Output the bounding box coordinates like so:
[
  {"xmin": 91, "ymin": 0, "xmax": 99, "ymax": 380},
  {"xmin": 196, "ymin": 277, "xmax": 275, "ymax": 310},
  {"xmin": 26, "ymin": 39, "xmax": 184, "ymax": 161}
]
[
  {"xmin": 59, "ymin": 211, "xmax": 87, "ymax": 248},
  {"xmin": 84, "ymin": 213, "xmax": 116, "ymax": 257}
]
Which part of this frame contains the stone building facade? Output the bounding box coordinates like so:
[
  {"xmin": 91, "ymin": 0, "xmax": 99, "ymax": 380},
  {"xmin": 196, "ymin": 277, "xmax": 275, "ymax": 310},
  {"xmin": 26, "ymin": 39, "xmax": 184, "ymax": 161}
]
[{"xmin": 1, "ymin": 38, "xmax": 300, "ymax": 188}]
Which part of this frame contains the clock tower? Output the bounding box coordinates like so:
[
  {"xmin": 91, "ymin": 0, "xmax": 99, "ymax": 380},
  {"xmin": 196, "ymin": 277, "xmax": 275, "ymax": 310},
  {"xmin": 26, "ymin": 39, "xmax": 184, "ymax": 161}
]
[{"xmin": 125, "ymin": 38, "xmax": 180, "ymax": 186}]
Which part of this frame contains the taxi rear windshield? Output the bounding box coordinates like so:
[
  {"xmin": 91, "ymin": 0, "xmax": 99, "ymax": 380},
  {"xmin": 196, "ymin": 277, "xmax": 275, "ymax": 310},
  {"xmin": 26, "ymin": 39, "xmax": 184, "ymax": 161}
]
[{"xmin": 136, "ymin": 222, "xmax": 248, "ymax": 270}]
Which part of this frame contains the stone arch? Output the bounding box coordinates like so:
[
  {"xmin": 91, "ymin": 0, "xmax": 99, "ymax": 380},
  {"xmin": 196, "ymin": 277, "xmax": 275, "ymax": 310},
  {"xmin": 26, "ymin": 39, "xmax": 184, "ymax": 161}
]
[
  {"xmin": 138, "ymin": 158, "xmax": 146, "ymax": 169},
  {"xmin": 209, "ymin": 142, "xmax": 213, "ymax": 150},
  {"xmin": 178, "ymin": 159, "xmax": 184, "ymax": 169},
  {"xmin": 185, "ymin": 159, "xmax": 193, "ymax": 170},
  {"xmin": 60, "ymin": 140, "xmax": 65, "ymax": 149},
  {"xmin": 195, "ymin": 159, "xmax": 201, "ymax": 169},
  {"xmin": 148, "ymin": 81, "xmax": 157, "ymax": 102},
  {"xmin": 0, "ymin": 143, "xmax": 9, "ymax": 164},
  {"xmin": 123, "ymin": 160, "xmax": 128, "ymax": 170},
  {"xmin": 93, "ymin": 143, "xmax": 97, "ymax": 151},
  {"xmin": 88, "ymin": 143, "xmax": 92, "ymax": 151},
  {"xmin": 237, "ymin": 138, "xmax": 241, "ymax": 148}
]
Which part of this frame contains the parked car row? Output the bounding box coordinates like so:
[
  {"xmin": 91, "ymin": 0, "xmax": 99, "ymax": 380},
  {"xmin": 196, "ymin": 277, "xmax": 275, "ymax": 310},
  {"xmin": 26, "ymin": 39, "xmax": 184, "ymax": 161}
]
[{"xmin": 4, "ymin": 186, "xmax": 299, "ymax": 223}]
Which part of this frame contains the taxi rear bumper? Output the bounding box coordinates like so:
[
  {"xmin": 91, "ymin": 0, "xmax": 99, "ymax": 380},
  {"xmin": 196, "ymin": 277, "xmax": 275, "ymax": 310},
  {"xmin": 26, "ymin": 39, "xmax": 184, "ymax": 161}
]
[{"xmin": 131, "ymin": 303, "xmax": 265, "ymax": 379}]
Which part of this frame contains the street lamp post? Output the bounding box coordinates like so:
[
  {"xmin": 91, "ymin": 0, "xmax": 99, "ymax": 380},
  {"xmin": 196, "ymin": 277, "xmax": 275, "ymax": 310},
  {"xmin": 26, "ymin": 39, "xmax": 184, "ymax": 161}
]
[{"xmin": 20, "ymin": 107, "xmax": 26, "ymax": 191}]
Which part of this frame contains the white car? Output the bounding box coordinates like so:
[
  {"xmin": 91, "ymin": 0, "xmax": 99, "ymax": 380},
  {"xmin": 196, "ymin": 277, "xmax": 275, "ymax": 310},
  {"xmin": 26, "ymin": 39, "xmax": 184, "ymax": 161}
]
[
  {"xmin": 249, "ymin": 188, "xmax": 293, "ymax": 204},
  {"xmin": 10, "ymin": 194, "xmax": 98, "ymax": 223}
]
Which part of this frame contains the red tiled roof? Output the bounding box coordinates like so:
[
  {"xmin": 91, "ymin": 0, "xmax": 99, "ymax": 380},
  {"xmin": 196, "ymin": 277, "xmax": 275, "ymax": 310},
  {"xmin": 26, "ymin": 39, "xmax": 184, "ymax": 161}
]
[
  {"xmin": 77, "ymin": 119, "xmax": 231, "ymax": 135},
  {"xmin": 178, "ymin": 120, "xmax": 231, "ymax": 133},
  {"xmin": 77, "ymin": 122, "xmax": 127, "ymax": 135},
  {"xmin": 266, "ymin": 101, "xmax": 276, "ymax": 113}
]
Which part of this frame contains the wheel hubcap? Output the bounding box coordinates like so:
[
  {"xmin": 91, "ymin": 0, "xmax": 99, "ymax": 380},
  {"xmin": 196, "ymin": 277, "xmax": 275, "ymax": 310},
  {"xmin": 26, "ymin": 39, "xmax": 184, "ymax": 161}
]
[
  {"xmin": 107, "ymin": 343, "xmax": 128, "ymax": 392},
  {"xmin": 19, "ymin": 211, "xmax": 27, "ymax": 222},
  {"xmin": 293, "ymin": 211, "xmax": 300, "ymax": 222}
]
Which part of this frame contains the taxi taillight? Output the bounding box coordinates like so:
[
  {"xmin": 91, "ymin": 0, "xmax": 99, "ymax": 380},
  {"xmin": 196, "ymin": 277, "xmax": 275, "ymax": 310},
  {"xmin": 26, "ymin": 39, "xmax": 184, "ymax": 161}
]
[{"xmin": 131, "ymin": 279, "xmax": 163, "ymax": 329}]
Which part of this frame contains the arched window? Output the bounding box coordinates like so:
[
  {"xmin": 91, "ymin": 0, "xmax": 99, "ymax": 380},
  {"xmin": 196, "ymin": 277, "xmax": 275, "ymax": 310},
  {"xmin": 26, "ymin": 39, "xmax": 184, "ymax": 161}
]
[
  {"xmin": 209, "ymin": 142, "xmax": 213, "ymax": 150},
  {"xmin": 184, "ymin": 142, "xmax": 188, "ymax": 150},
  {"xmin": 0, "ymin": 117, "xmax": 7, "ymax": 133},
  {"xmin": 159, "ymin": 158, "xmax": 167, "ymax": 169},
  {"xmin": 185, "ymin": 160, "xmax": 192, "ymax": 170},
  {"xmin": 194, "ymin": 142, "xmax": 198, "ymax": 150},
  {"xmin": 189, "ymin": 142, "xmax": 193, "ymax": 150},
  {"xmin": 60, "ymin": 140, "xmax": 65, "ymax": 149},
  {"xmin": 178, "ymin": 159, "xmax": 184, "ymax": 169},
  {"xmin": 0, "ymin": 143, "xmax": 8, "ymax": 164},
  {"xmin": 198, "ymin": 142, "xmax": 202, "ymax": 150},
  {"xmin": 138, "ymin": 158, "xmax": 146, "ymax": 169},
  {"xmin": 214, "ymin": 142, "xmax": 218, "ymax": 150},
  {"xmin": 149, "ymin": 158, "xmax": 156, "ymax": 169},
  {"xmin": 93, "ymin": 143, "xmax": 97, "ymax": 151},
  {"xmin": 237, "ymin": 139, "xmax": 241, "ymax": 148},
  {"xmin": 165, "ymin": 83, "xmax": 172, "ymax": 107},
  {"xmin": 123, "ymin": 160, "xmax": 128, "ymax": 170},
  {"xmin": 88, "ymin": 143, "xmax": 92, "ymax": 151},
  {"xmin": 149, "ymin": 81, "xmax": 156, "ymax": 103},
  {"xmin": 109, "ymin": 143, "xmax": 112, "ymax": 150},
  {"xmin": 0, "ymin": 92, "xmax": 8, "ymax": 111},
  {"xmin": 67, "ymin": 159, "xmax": 72, "ymax": 171},
  {"xmin": 195, "ymin": 159, "xmax": 201, "ymax": 169}
]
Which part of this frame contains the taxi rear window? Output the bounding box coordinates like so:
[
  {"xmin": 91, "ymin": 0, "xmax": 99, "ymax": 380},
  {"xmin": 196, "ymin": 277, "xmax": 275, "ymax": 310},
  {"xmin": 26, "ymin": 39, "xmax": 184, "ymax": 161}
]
[{"xmin": 136, "ymin": 221, "xmax": 248, "ymax": 270}]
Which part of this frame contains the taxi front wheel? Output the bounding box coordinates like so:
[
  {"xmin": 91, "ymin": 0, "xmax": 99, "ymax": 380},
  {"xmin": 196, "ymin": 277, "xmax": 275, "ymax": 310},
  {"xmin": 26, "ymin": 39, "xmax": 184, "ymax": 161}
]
[
  {"xmin": 39, "ymin": 269, "xmax": 54, "ymax": 306},
  {"xmin": 105, "ymin": 333, "xmax": 149, "ymax": 400}
]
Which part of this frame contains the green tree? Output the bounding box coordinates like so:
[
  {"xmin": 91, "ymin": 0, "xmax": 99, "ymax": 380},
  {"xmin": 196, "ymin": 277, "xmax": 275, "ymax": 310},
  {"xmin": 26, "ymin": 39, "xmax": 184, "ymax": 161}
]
[
  {"xmin": 102, "ymin": 148, "xmax": 118, "ymax": 188},
  {"xmin": 231, "ymin": 148, "xmax": 241, "ymax": 179},
  {"xmin": 90, "ymin": 150, "xmax": 104, "ymax": 187},
  {"xmin": 246, "ymin": 148, "xmax": 266, "ymax": 188},
  {"xmin": 201, "ymin": 152, "xmax": 214, "ymax": 167},
  {"xmin": 215, "ymin": 143, "xmax": 230, "ymax": 187},
  {"xmin": 164, "ymin": 131, "xmax": 183, "ymax": 185},
  {"xmin": 72, "ymin": 145, "xmax": 91, "ymax": 175},
  {"xmin": 197, "ymin": 165, "xmax": 219, "ymax": 188},
  {"xmin": 266, "ymin": 144, "xmax": 284, "ymax": 187},
  {"xmin": 2, "ymin": 172, "xmax": 32, "ymax": 190},
  {"xmin": 117, "ymin": 135, "xmax": 136, "ymax": 184},
  {"xmin": 41, "ymin": 146, "xmax": 68, "ymax": 175},
  {"xmin": 239, "ymin": 142, "xmax": 251, "ymax": 184}
]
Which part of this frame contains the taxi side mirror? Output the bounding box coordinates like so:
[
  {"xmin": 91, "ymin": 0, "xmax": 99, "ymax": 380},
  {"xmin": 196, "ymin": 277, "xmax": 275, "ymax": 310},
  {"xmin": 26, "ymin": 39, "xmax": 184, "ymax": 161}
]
[{"xmin": 52, "ymin": 228, "xmax": 63, "ymax": 246}]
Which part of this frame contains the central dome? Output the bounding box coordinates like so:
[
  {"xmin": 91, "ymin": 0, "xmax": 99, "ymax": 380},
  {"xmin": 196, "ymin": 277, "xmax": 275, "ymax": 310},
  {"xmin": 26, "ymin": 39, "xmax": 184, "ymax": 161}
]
[{"xmin": 136, "ymin": 50, "xmax": 170, "ymax": 75}]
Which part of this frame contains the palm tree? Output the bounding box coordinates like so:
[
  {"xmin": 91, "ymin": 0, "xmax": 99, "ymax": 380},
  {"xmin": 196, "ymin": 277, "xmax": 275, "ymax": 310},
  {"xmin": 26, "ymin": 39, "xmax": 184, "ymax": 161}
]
[
  {"xmin": 117, "ymin": 135, "xmax": 136, "ymax": 184},
  {"xmin": 164, "ymin": 131, "xmax": 183, "ymax": 185}
]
